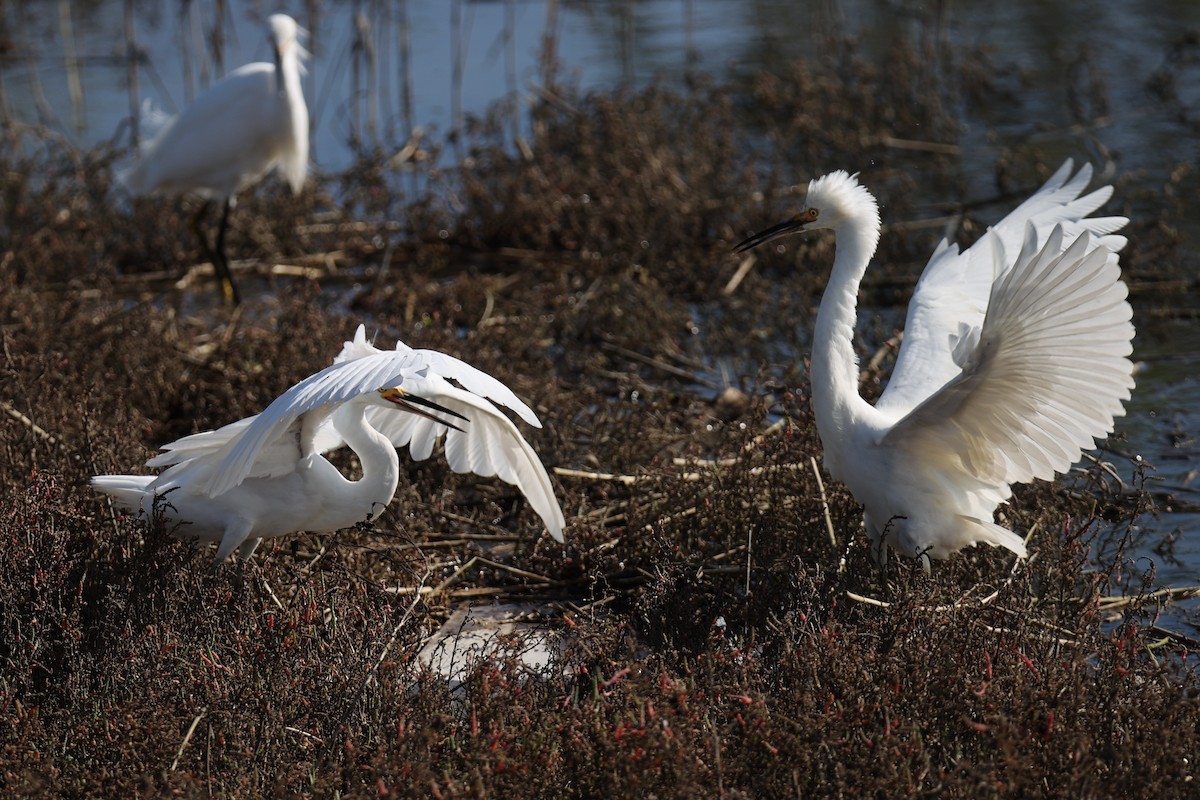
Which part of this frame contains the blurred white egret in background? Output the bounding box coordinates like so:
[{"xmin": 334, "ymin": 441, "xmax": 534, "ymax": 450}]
[
  {"xmin": 93, "ymin": 326, "xmax": 565, "ymax": 561},
  {"xmin": 735, "ymin": 161, "xmax": 1134, "ymax": 570},
  {"xmin": 120, "ymin": 13, "xmax": 309, "ymax": 305}
]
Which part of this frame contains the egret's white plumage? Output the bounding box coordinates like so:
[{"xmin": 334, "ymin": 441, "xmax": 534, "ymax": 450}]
[
  {"xmin": 120, "ymin": 13, "xmax": 309, "ymax": 304},
  {"xmin": 92, "ymin": 326, "xmax": 565, "ymax": 561},
  {"xmin": 735, "ymin": 161, "xmax": 1134, "ymax": 568}
]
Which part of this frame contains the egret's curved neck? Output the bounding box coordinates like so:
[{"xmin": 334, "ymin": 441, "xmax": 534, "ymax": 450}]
[
  {"xmin": 810, "ymin": 215, "xmax": 882, "ymax": 443},
  {"xmin": 329, "ymin": 403, "xmax": 400, "ymax": 524},
  {"xmin": 275, "ymin": 47, "xmax": 303, "ymax": 102},
  {"xmin": 273, "ymin": 43, "xmax": 308, "ymax": 193}
]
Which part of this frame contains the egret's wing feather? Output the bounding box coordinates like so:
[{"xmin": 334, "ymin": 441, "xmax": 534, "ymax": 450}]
[
  {"xmin": 126, "ymin": 417, "xmax": 305, "ymax": 505},
  {"xmin": 145, "ymin": 413, "xmax": 307, "ymax": 489},
  {"xmin": 333, "ymin": 324, "xmax": 384, "ymax": 363},
  {"xmin": 204, "ymin": 345, "xmax": 544, "ymax": 497},
  {"xmin": 136, "ymin": 98, "xmax": 175, "ymax": 149},
  {"xmin": 882, "ymin": 226, "xmax": 1135, "ymax": 488},
  {"xmin": 333, "ymin": 324, "xmax": 540, "ymax": 426},
  {"xmin": 145, "ymin": 417, "xmax": 258, "ymax": 467},
  {"xmin": 363, "ymin": 377, "xmax": 565, "ymax": 541},
  {"xmin": 873, "ymin": 238, "xmax": 989, "ymax": 416},
  {"xmin": 988, "ymin": 162, "xmax": 1127, "ymax": 258},
  {"xmin": 405, "ymin": 348, "xmax": 542, "ymax": 428},
  {"xmin": 202, "ymin": 352, "xmax": 430, "ymax": 496},
  {"xmin": 142, "ymin": 329, "xmax": 378, "ymax": 494},
  {"xmin": 877, "ymin": 160, "xmax": 1129, "ymax": 418}
]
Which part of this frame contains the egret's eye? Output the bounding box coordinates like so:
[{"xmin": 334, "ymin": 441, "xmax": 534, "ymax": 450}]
[{"xmin": 807, "ymin": 208, "xmax": 820, "ymax": 220}]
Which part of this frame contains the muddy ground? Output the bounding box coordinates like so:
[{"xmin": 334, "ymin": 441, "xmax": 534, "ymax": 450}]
[{"xmin": 2, "ymin": 35, "xmax": 1198, "ymax": 798}]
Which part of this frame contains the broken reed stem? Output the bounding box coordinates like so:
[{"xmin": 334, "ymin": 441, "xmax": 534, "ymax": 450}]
[
  {"xmin": 810, "ymin": 456, "xmax": 837, "ymax": 548},
  {"xmin": 1098, "ymin": 585, "xmax": 1200, "ymax": 611},
  {"xmin": 386, "ymin": 584, "xmax": 564, "ymax": 599},
  {"xmin": 260, "ymin": 576, "xmax": 285, "ymax": 611},
  {"xmin": 723, "ymin": 253, "xmax": 756, "ymax": 295},
  {"xmin": 554, "ymin": 467, "xmax": 641, "ymax": 485},
  {"xmin": 433, "ymin": 509, "xmax": 537, "ymax": 539},
  {"xmin": 744, "ymin": 525, "xmax": 754, "ymax": 596},
  {"xmin": 599, "ymin": 340, "xmax": 718, "ymax": 387},
  {"xmin": 171, "ymin": 708, "xmax": 207, "ymax": 771},
  {"xmin": 556, "ymin": 460, "xmax": 806, "ymax": 486},
  {"xmin": 1, "ymin": 401, "xmax": 59, "ymax": 445},
  {"xmin": 387, "ymin": 556, "xmax": 555, "ymax": 600}
]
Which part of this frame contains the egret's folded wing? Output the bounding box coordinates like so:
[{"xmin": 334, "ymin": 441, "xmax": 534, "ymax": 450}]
[
  {"xmin": 144, "ymin": 413, "xmax": 311, "ymax": 493},
  {"xmin": 147, "ymin": 424, "xmax": 307, "ymax": 500},
  {"xmin": 121, "ymin": 64, "xmax": 276, "ymax": 196},
  {"xmin": 881, "ymin": 226, "xmax": 1135, "ymax": 488},
  {"xmin": 363, "ymin": 377, "xmax": 565, "ymax": 542},
  {"xmin": 148, "ymin": 326, "xmax": 379, "ymax": 491}
]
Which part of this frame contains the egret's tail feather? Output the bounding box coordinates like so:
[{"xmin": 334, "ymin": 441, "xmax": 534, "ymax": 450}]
[
  {"xmin": 958, "ymin": 515, "xmax": 1028, "ymax": 558},
  {"xmin": 91, "ymin": 474, "xmax": 153, "ymax": 511}
]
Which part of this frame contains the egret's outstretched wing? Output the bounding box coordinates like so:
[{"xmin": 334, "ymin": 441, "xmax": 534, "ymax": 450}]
[
  {"xmin": 205, "ymin": 347, "xmax": 545, "ymax": 497},
  {"xmin": 324, "ymin": 325, "xmax": 562, "ymax": 539},
  {"xmin": 333, "ymin": 324, "xmax": 385, "ymax": 363},
  {"xmin": 882, "ymin": 225, "xmax": 1135, "ymax": 487},
  {"xmin": 145, "ymin": 413, "xmax": 314, "ymax": 488},
  {"xmin": 876, "ymin": 161, "xmax": 1129, "ymax": 419},
  {"xmin": 362, "ymin": 375, "xmax": 565, "ymax": 542},
  {"xmin": 146, "ymin": 416, "xmax": 256, "ymax": 467},
  {"xmin": 334, "ymin": 324, "xmax": 541, "ymax": 427}
]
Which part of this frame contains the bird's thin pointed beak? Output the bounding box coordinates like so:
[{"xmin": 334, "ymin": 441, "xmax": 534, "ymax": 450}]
[
  {"xmin": 379, "ymin": 388, "xmax": 469, "ymax": 432},
  {"xmin": 733, "ymin": 217, "xmax": 810, "ymax": 254}
]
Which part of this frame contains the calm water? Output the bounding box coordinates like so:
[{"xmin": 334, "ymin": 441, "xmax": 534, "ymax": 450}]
[{"xmin": 2, "ymin": 0, "xmax": 1197, "ymax": 621}]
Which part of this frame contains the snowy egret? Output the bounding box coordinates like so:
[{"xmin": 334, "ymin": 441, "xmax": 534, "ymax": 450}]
[
  {"xmin": 92, "ymin": 326, "xmax": 565, "ymax": 561},
  {"xmin": 735, "ymin": 161, "xmax": 1134, "ymax": 569},
  {"xmin": 119, "ymin": 13, "xmax": 309, "ymax": 305}
]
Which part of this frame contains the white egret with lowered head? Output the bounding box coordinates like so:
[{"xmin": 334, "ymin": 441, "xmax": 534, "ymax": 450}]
[
  {"xmin": 92, "ymin": 326, "xmax": 565, "ymax": 561},
  {"xmin": 120, "ymin": 13, "xmax": 309, "ymax": 305},
  {"xmin": 734, "ymin": 161, "xmax": 1134, "ymax": 570}
]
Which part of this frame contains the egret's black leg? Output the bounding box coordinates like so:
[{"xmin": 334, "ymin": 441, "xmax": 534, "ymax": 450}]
[
  {"xmin": 190, "ymin": 199, "xmax": 215, "ymax": 263},
  {"xmin": 213, "ymin": 197, "xmax": 241, "ymax": 305},
  {"xmin": 189, "ymin": 199, "xmax": 238, "ymax": 305}
]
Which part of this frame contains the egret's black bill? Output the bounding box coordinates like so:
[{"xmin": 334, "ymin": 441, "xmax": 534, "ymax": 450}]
[
  {"xmin": 381, "ymin": 390, "xmax": 469, "ymax": 433},
  {"xmin": 733, "ymin": 218, "xmax": 809, "ymax": 254}
]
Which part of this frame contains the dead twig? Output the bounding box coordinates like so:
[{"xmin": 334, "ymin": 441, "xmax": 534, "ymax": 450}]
[
  {"xmin": 810, "ymin": 456, "xmax": 837, "ymax": 548},
  {"xmin": 1098, "ymin": 585, "xmax": 1200, "ymax": 612},
  {"xmin": 723, "ymin": 253, "xmax": 757, "ymax": 295},
  {"xmin": 170, "ymin": 708, "xmax": 207, "ymax": 771},
  {"xmin": 1, "ymin": 401, "xmax": 59, "ymax": 445}
]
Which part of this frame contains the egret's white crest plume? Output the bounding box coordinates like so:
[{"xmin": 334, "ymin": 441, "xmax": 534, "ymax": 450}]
[
  {"xmin": 735, "ymin": 161, "xmax": 1135, "ymax": 570},
  {"xmin": 93, "ymin": 326, "xmax": 565, "ymax": 561},
  {"xmin": 120, "ymin": 13, "xmax": 309, "ymax": 305}
]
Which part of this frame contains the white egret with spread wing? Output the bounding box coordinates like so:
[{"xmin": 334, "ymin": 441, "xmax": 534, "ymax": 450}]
[
  {"xmin": 120, "ymin": 13, "xmax": 309, "ymax": 305},
  {"xmin": 92, "ymin": 326, "xmax": 565, "ymax": 561},
  {"xmin": 735, "ymin": 161, "xmax": 1134, "ymax": 569}
]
